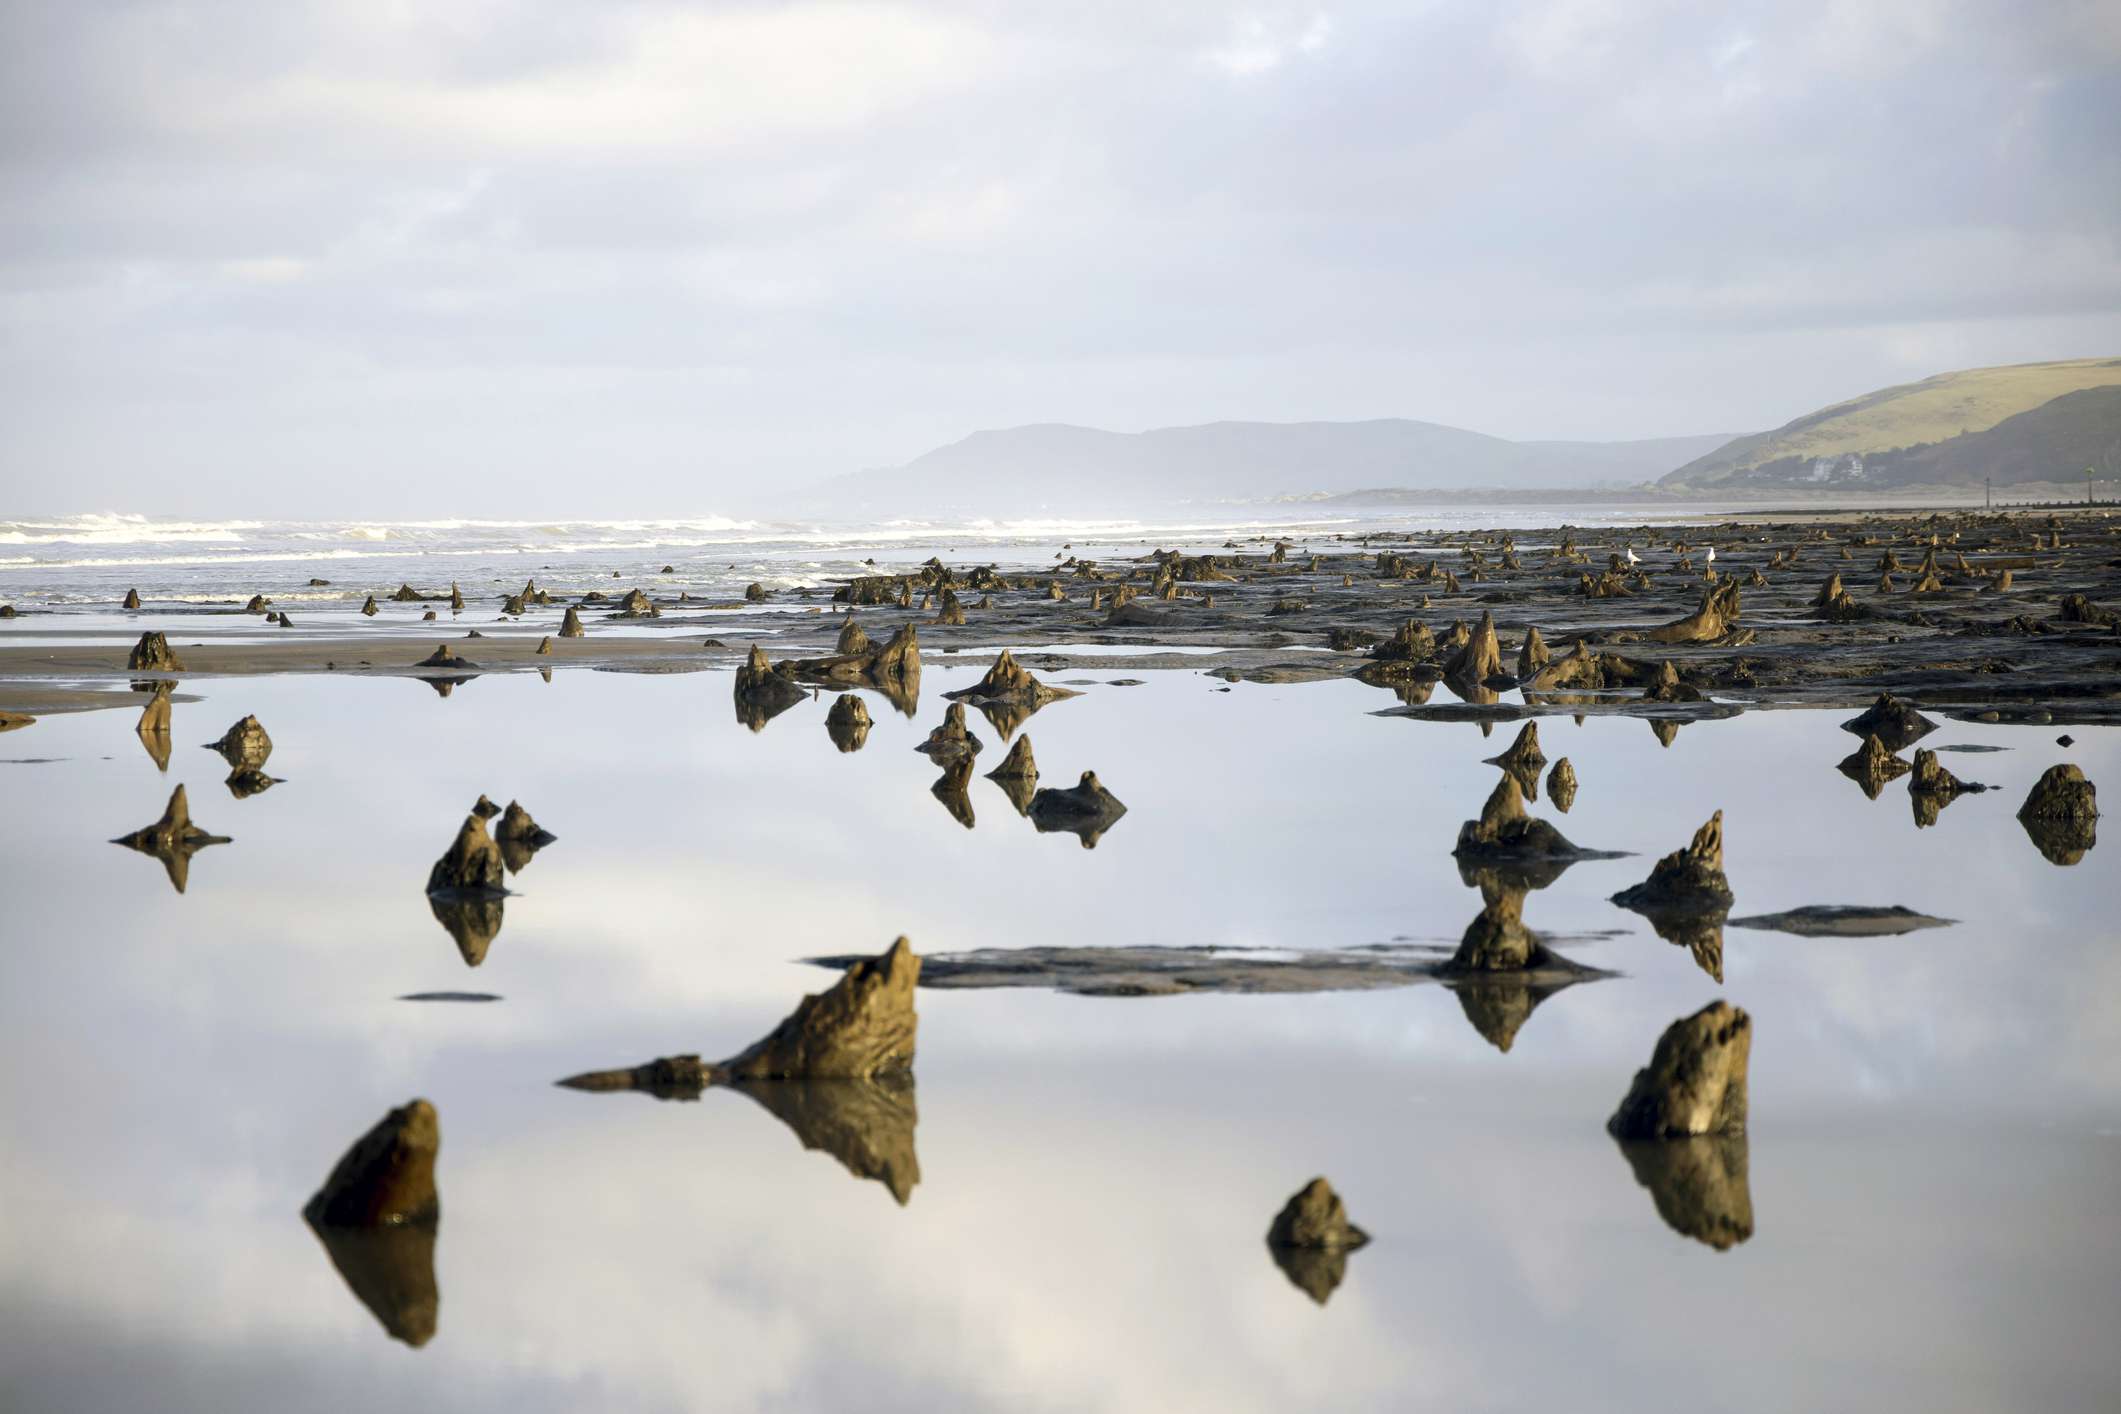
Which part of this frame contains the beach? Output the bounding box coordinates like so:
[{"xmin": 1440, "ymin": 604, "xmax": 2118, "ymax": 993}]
[{"xmin": 0, "ymin": 508, "xmax": 2116, "ymax": 1410}]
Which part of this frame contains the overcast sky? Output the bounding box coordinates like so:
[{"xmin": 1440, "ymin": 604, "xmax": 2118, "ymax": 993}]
[{"xmin": 3, "ymin": 0, "xmax": 2118, "ymax": 516}]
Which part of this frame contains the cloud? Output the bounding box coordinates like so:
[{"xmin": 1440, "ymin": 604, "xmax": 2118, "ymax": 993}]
[
  {"xmin": 0, "ymin": 0, "xmax": 2116, "ymax": 514},
  {"xmin": 1203, "ymin": 10, "xmax": 1334, "ymax": 76}
]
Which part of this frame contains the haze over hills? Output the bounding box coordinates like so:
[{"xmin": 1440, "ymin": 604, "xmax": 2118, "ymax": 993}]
[
  {"xmin": 797, "ymin": 420, "xmax": 1737, "ymax": 517},
  {"xmin": 785, "ymin": 358, "xmax": 2121, "ymax": 518},
  {"xmin": 1661, "ymin": 358, "xmax": 2121, "ymax": 490}
]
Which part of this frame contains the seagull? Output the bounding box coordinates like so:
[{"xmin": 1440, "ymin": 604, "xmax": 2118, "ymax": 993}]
[
  {"xmin": 1706, "ymin": 546, "xmax": 1716, "ymax": 565},
  {"xmin": 1626, "ymin": 547, "xmax": 1641, "ymax": 565}
]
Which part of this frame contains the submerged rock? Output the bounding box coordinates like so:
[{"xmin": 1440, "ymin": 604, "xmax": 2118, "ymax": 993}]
[
  {"xmin": 127, "ymin": 631, "xmax": 184, "ymax": 673},
  {"xmin": 425, "ymin": 814, "xmax": 506, "ymax": 897},
  {"xmin": 2016, "ymin": 764, "xmax": 2099, "ymax": 865},
  {"xmin": 825, "ymin": 693, "xmax": 872, "ymax": 752},
  {"xmin": 1841, "ymin": 693, "xmax": 1936, "ymax": 751},
  {"xmin": 724, "ymin": 935, "xmax": 921, "ymax": 1079},
  {"xmin": 1453, "ymin": 773, "xmax": 1589, "ymax": 861},
  {"xmin": 914, "ymin": 702, "xmax": 982, "ymax": 762},
  {"xmin": 943, "ymin": 648, "xmax": 1078, "ymax": 710},
  {"xmin": 495, "ymin": 801, "xmax": 556, "ymax": 873},
  {"xmin": 1485, "ymin": 721, "xmax": 1546, "ymax": 789},
  {"xmin": 1728, "ymin": 905, "xmax": 1954, "ymax": 937},
  {"xmin": 1547, "ymin": 757, "xmax": 1578, "ymax": 812},
  {"xmin": 136, "ymin": 686, "xmax": 173, "ymax": 770},
  {"xmin": 1028, "ymin": 770, "xmax": 1128, "ymax": 848},
  {"xmin": 304, "ymin": 1099, "xmax": 441, "ymax": 1229},
  {"xmin": 734, "ymin": 644, "xmax": 809, "ymax": 731},
  {"xmin": 123, "ymin": 587, "xmax": 142, "ymax": 610},
  {"xmin": 1907, "ymin": 748, "xmax": 1983, "ymax": 825},
  {"xmin": 1607, "ymin": 1000, "xmax": 1751, "ymax": 1139},
  {"xmin": 206, "ymin": 713, "xmax": 273, "ymax": 769},
  {"xmin": 986, "ymin": 733, "xmax": 1038, "ymax": 781},
  {"xmin": 1615, "ymin": 1133, "xmax": 1754, "ymax": 1250},
  {"xmin": 2018, "ymin": 762, "xmax": 2098, "ymax": 823},
  {"xmin": 303, "ymin": 1101, "xmax": 441, "ymax": 1347},
  {"xmin": 1837, "ymin": 733, "xmax": 1911, "ymax": 798},
  {"xmin": 784, "ymin": 623, "xmax": 922, "ymax": 713},
  {"xmin": 1611, "ymin": 812, "xmax": 1733, "ymax": 914},
  {"xmin": 361, "ymin": 595, "xmax": 380, "ymax": 617},
  {"xmin": 111, "ymin": 784, "xmax": 230, "ymax": 893},
  {"xmin": 1266, "ymin": 1177, "xmax": 1368, "ymax": 1251},
  {"xmin": 417, "ymin": 644, "xmax": 474, "ymax": 669},
  {"xmin": 564, "ymin": 938, "xmax": 920, "ymax": 1093}
]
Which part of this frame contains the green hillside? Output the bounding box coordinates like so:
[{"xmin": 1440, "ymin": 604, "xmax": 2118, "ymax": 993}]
[{"xmin": 1664, "ymin": 358, "xmax": 2121, "ymax": 488}]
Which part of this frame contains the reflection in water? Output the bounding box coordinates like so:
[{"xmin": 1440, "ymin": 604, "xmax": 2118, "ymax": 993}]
[
  {"xmin": 1649, "ymin": 718, "xmax": 1682, "ymax": 748},
  {"xmin": 8, "ymin": 672, "xmax": 2118, "ymax": 1409},
  {"xmin": 427, "ymin": 814, "xmax": 511, "ymax": 964},
  {"xmin": 307, "ymin": 1221, "xmax": 440, "ymax": 1347},
  {"xmin": 931, "ymin": 757, "xmax": 976, "ymax": 829},
  {"xmin": 988, "ymin": 767, "xmax": 1038, "ymax": 817},
  {"xmin": 1028, "ymin": 770, "xmax": 1128, "ymax": 848},
  {"xmin": 1637, "ymin": 908, "xmax": 1728, "ymax": 983},
  {"xmin": 973, "ymin": 697, "xmax": 1035, "ymax": 740},
  {"xmin": 302, "ymin": 1098, "xmax": 442, "ymax": 1346},
  {"xmin": 135, "ymin": 683, "xmax": 174, "ymax": 771},
  {"xmin": 1445, "ymin": 973, "xmax": 1582, "ymax": 1052},
  {"xmin": 1269, "ymin": 1242, "xmax": 1359, "ymax": 1306},
  {"xmin": 430, "ymin": 892, "xmax": 504, "ymax": 965},
  {"xmin": 2015, "ymin": 767, "xmax": 2099, "ymax": 865},
  {"xmin": 1838, "ymin": 734, "xmax": 1910, "ymax": 800},
  {"xmin": 2019, "ymin": 811, "xmax": 2097, "ymax": 866},
  {"xmin": 1264, "ymin": 1177, "xmax": 1368, "ymax": 1306},
  {"xmin": 226, "ymin": 766, "xmax": 279, "ymax": 799},
  {"xmin": 729, "ymin": 1076, "xmax": 921, "ymax": 1205},
  {"xmin": 825, "ymin": 694, "xmax": 871, "ymax": 753},
  {"xmin": 1614, "ymin": 1134, "xmax": 1754, "ymax": 1250},
  {"xmin": 110, "ymin": 783, "xmax": 230, "ymax": 894}
]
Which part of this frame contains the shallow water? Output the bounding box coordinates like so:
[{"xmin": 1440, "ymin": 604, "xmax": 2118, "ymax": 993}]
[{"xmin": 1, "ymin": 668, "xmax": 2116, "ymax": 1412}]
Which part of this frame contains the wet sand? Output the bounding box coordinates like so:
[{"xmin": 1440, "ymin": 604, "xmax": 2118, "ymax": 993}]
[{"xmin": 4, "ymin": 509, "xmax": 2115, "ymax": 725}]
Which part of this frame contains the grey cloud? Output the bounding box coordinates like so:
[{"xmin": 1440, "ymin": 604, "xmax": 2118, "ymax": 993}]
[{"xmin": 1, "ymin": 0, "xmax": 2117, "ymax": 515}]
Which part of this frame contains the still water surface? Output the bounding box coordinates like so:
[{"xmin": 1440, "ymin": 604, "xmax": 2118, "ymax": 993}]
[{"xmin": 1, "ymin": 667, "xmax": 2116, "ymax": 1411}]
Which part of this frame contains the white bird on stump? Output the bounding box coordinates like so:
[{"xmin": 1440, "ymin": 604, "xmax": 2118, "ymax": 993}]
[{"xmin": 1626, "ymin": 546, "xmax": 1641, "ymax": 565}]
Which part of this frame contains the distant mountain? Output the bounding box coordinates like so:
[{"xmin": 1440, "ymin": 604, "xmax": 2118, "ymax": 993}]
[
  {"xmin": 795, "ymin": 420, "xmax": 1737, "ymax": 516},
  {"xmin": 1662, "ymin": 358, "xmax": 2121, "ymax": 490}
]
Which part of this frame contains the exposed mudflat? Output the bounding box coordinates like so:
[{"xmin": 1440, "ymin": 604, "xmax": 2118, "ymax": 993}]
[
  {"xmin": 807, "ymin": 941, "xmax": 1620, "ymax": 998},
  {"xmin": 4, "ymin": 509, "xmax": 2116, "ymax": 725},
  {"xmin": 1726, "ymin": 906, "xmax": 1957, "ymax": 937}
]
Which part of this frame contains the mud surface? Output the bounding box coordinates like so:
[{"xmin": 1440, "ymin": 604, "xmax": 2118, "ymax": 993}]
[{"xmin": 4, "ymin": 510, "xmax": 2116, "ymax": 725}]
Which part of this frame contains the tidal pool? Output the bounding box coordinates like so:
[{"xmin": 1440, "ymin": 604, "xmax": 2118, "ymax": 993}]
[{"xmin": 0, "ymin": 667, "xmax": 2115, "ymax": 1412}]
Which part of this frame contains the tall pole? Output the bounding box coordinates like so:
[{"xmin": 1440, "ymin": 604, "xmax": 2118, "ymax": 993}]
[{"xmin": 1985, "ymin": 475, "xmax": 1991, "ymax": 511}]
